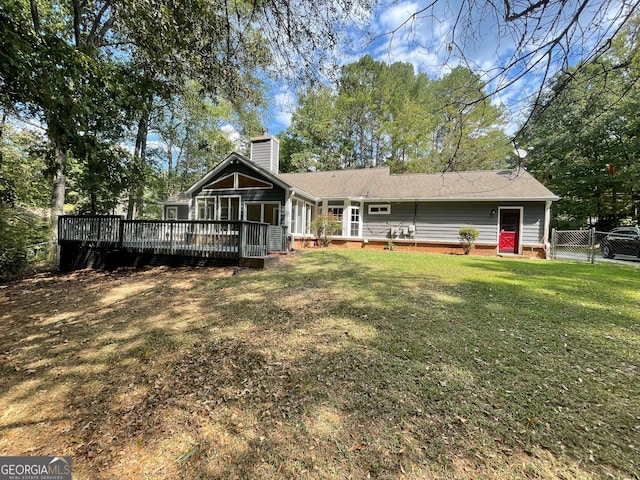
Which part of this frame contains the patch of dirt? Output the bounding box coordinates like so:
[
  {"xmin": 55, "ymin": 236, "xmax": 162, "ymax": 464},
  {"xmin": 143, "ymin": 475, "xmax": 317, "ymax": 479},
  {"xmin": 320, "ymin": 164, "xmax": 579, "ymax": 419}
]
[{"xmin": 0, "ymin": 266, "xmax": 240, "ymax": 478}]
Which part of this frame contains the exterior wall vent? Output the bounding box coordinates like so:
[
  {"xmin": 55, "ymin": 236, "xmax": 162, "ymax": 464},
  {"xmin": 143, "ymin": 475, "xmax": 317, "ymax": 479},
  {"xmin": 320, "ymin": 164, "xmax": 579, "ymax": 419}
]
[{"xmin": 250, "ymin": 136, "xmax": 280, "ymax": 174}]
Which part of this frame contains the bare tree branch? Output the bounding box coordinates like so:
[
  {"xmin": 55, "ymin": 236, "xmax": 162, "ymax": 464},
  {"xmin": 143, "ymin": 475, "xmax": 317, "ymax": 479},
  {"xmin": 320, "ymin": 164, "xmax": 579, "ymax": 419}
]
[{"xmin": 366, "ymin": 0, "xmax": 640, "ymax": 140}]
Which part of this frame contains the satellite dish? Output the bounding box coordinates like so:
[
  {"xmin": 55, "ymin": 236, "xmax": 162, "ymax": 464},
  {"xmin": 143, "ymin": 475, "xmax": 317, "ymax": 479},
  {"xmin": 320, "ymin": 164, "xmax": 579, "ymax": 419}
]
[{"xmin": 514, "ymin": 148, "xmax": 528, "ymax": 159}]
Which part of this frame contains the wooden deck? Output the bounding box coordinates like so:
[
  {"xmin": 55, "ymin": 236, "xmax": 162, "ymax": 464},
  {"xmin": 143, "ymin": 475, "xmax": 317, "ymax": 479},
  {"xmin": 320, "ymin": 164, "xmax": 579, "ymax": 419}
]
[{"xmin": 58, "ymin": 216, "xmax": 283, "ymax": 271}]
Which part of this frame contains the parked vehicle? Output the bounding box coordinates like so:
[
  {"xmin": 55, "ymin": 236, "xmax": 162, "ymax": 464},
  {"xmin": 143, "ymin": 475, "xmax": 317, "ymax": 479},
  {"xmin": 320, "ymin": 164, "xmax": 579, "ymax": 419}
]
[{"xmin": 600, "ymin": 226, "xmax": 640, "ymax": 259}]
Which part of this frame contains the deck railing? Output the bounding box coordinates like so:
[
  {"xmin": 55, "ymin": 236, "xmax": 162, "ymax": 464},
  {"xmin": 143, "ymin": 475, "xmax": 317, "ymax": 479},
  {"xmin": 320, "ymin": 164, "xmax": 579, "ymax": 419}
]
[
  {"xmin": 58, "ymin": 216, "xmax": 272, "ymax": 260},
  {"xmin": 58, "ymin": 215, "xmax": 122, "ymax": 246}
]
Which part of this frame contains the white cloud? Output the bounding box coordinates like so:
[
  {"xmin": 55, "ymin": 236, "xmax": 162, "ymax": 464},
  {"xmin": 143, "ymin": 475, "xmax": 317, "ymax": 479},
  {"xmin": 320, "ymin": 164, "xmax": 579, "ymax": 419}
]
[
  {"xmin": 264, "ymin": 0, "xmax": 632, "ymax": 136},
  {"xmin": 265, "ymin": 84, "xmax": 297, "ymax": 133},
  {"xmin": 145, "ymin": 139, "xmax": 169, "ymax": 153},
  {"xmin": 221, "ymin": 123, "xmax": 241, "ymax": 143},
  {"xmin": 363, "ymin": 1, "xmax": 461, "ymax": 78},
  {"xmin": 374, "ymin": 1, "xmax": 421, "ymax": 32}
]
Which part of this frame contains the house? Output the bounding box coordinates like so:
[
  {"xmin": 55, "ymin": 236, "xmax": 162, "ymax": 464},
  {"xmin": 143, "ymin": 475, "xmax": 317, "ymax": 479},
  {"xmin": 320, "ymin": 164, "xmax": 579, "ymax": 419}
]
[{"xmin": 162, "ymin": 136, "xmax": 559, "ymax": 258}]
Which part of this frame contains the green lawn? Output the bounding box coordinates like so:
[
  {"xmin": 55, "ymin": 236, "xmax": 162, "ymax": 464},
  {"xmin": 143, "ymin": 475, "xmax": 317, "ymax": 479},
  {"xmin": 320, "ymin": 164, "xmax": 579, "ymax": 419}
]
[{"xmin": 1, "ymin": 250, "xmax": 638, "ymax": 479}]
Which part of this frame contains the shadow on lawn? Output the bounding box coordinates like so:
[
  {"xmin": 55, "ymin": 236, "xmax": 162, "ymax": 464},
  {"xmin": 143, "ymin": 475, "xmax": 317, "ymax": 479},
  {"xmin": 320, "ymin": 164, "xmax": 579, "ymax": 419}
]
[{"xmin": 1, "ymin": 253, "xmax": 638, "ymax": 479}]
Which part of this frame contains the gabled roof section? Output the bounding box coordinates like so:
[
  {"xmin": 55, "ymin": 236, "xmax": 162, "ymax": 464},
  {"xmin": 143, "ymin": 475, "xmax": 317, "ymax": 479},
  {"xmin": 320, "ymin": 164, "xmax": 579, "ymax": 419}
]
[
  {"xmin": 177, "ymin": 156, "xmax": 557, "ymax": 203},
  {"xmin": 161, "ymin": 192, "xmax": 190, "ymax": 205},
  {"xmin": 186, "ymin": 152, "xmax": 299, "ymax": 196},
  {"xmin": 280, "ymin": 168, "xmax": 391, "ymax": 199},
  {"xmin": 280, "ymin": 168, "xmax": 558, "ymax": 201}
]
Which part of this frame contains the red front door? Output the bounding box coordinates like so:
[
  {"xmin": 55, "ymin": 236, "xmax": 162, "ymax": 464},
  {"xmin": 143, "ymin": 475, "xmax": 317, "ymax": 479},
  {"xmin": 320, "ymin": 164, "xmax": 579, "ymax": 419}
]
[{"xmin": 499, "ymin": 209, "xmax": 520, "ymax": 254}]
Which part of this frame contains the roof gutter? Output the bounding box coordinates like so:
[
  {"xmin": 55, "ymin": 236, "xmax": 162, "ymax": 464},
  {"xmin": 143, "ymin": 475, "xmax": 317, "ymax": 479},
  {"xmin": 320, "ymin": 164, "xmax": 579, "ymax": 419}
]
[{"xmin": 358, "ymin": 196, "xmax": 560, "ymax": 202}]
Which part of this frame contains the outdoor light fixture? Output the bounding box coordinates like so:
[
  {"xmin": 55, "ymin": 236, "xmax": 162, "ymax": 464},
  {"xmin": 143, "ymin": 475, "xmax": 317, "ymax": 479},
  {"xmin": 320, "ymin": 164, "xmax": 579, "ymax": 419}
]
[{"xmin": 491, "ymin": 209, "xmax": 497, "ymax": 216}]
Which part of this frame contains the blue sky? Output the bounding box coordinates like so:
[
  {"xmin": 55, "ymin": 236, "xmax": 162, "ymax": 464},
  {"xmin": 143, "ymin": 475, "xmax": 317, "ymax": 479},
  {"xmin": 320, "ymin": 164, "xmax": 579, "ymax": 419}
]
[{"xmin": 263, "ymin": 0, "xmax": 632, "ymax": 136}]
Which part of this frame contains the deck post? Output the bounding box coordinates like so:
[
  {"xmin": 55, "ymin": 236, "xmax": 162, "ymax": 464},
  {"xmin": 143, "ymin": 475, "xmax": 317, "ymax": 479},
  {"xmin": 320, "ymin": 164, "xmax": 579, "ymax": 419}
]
[
  {"xmin": 118, "ymin": 219, "xmax": 124, "ymax": 250},
  {"xmin": 239, "ymin": 222, "xmax": 244, "ymax": 259},
  {"xmin": 170, "ymin": 221, "xmax": 174, "ymax": 255},
  {"xmin": 97, "ymin": 217, "xmax": 102, "ymax": 246}
]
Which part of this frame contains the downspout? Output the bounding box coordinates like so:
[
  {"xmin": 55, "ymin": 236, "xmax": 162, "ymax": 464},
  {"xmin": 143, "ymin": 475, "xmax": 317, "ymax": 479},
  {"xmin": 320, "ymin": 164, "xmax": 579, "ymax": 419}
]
[{"xmin": 543, "ymin": 200, "xmax": 552, "ymax": 259}]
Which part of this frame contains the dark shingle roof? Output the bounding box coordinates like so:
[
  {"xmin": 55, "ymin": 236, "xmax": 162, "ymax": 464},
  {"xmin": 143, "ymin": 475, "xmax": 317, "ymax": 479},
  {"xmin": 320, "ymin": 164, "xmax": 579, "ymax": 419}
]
[
  {"xmin": 279, "ymin": 168, "xmax": 558, "ymax": 201},
  {"xmin": 161, "ymin": 192, "xmax": 190, "ymax": 205}
]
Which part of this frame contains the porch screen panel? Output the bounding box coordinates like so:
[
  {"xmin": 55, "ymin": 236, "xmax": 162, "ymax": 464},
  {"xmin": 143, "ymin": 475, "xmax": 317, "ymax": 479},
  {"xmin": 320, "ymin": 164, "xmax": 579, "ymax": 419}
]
[
  {"xmin": 246, "ymin": 204, "xmax": 261, "ymax": 222},
  {"xmin": 296, "ymin": 202, "xmax": 303, "ymax": 233},
  {"xmin": 305, "ymin": 205, "xmax": 312, "ymax": 234},
  {"xmin": 264, "ymin": 203, "xmax": 279, "ymax": 226},
  {"xmin": 291, "ymin": 200, "xmax": 298, "ymax": 233},
  {"xmin": 220, "ymin": 197, "xmax": 240, "ymax": 221}
]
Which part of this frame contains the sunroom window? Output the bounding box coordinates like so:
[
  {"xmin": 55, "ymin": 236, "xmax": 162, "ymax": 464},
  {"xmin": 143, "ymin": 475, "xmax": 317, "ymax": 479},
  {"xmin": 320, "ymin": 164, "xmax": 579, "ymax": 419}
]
[
  {"xmin": 219, "ymin": 197, "xmax": 240, "ymax": 221},
  {"xmin": 196, "ymin": 197, "xmax": 215, "ymax": 219}
]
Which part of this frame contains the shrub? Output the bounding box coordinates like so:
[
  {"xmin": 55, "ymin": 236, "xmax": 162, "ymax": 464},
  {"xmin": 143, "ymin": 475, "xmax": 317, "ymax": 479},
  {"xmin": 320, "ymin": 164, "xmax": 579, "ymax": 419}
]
[
  {"xmin": 0, "ymin": 206, "xmax": 51, "ymax": 278},
  {"xmin": 310, "ymin": 214, "xmax": 342, "ymax": 247},
  {"xmin": 459, "ymin": 226, "xmax": 480, "ymax": 255}
]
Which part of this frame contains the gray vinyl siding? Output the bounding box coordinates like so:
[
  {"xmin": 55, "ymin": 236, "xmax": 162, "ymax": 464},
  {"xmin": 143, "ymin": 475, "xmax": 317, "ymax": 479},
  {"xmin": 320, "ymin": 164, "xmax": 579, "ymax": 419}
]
[
  {"xmin": 520, "ymin": 203, "xmax": 546, "ymax": 245},
  {"xmin": 362, "ymin": 201, "xmax": 546, "ymax": 245},
  {"xmin": 250, "ymin": 138, "xmax": 279, "ymax": 173}
]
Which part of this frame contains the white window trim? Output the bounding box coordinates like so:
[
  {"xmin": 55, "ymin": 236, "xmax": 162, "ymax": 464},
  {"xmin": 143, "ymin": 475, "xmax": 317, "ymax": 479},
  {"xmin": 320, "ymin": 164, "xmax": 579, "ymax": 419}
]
[
  {"xmin": 165, "ymin": 206, "xmax": 178, "ymax": 220},
  {"xmin": 236, "ymin": 173, "xmax": 273, "ymax": 190},
  {"xmin": 290, "ymin": 199, "xmax": 315, "ymax": 234},
  {"xmin": 291, "ymin": 199, "xmax": 298, "ymax": 233},
  {"xmin": 348, "ymin": 205, "xmax": 362, "ymax": 238},
  {"xmin": 496, "ymin": 206, "xmax": 524, "ymax": 255},
  {"xmin": 218, "ymin": 195, "xmax": 242, "ymax": 221},
  {"xmin": 245, "ymin": 202, "xmax": 281, "ymax": 225},
  {"xmin": 195, "ymin": 196, "xmax": 216, "ymax": 220},
  {"xmin": 203, "ymin": 172, "xmax": 273, "ymax": 191},
  {"xmin": 305, "ymin": 204, "xmax": 313, "ymax": 234},
  {"xmin": 326, "ymin": 204, "xmax": 346, "ymax": 237},
  {"xmin": 202, "ymin": 173, "xmax": 234, "ymax": 191},
  {"xmin": 368, "ymin": 204, "xmax": 391, "ymax": 215}
]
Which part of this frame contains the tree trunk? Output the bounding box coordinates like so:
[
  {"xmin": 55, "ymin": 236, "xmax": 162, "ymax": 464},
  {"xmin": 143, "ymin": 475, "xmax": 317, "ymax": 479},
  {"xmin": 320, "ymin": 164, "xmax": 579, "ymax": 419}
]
[
  {"xmin": 50, "ymin": 144, "xmax": 67, "ymax": 259},
  {"xmin": 135, "ymin": 112, "xmax": 149, "ymax": 218},
  {"xmin": 0, "ymin": 110, "xmax": 6, "ymax": 167},
  {"xmin": 166, "ymin": 140, "xmax": 175, "ymax": 196},
  {"xmin": 127, "ymin": 111, "xmax": 149, "ymax": 219}
]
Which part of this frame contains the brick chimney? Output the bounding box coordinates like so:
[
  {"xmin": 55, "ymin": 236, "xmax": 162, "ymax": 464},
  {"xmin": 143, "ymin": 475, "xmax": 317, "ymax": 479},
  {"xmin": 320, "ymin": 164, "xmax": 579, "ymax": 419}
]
[{"xmin": 250, "ymin": 135, "xmax": 280, "ymax": 174}]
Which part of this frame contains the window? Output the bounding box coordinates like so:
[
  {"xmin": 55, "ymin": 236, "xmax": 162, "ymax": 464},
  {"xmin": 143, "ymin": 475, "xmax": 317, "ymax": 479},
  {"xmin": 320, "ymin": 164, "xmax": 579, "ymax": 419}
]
[
  {"xmin": 264, "ymin": 204, "xmax": 280, "ymax": 225},
  {"xmin": 368, "ymin": 204, "xmax": 390, "ymax": 215},
  {"xmin": 203, "ymin": 174, "xmax": 234, "ymax": 190},
  {"xmin": 237, "ymin": 174, "xmax": 272, "ymax": 189},
  {"xmin": 246, "ymin": 204, "xmax": 262, "ymax": 222},
  {"xmin": 166, "ymin": 207, "xmax": 178, "ymax": 220},
  {"xmin": 501, "ymin": 211, "xmax": 519, "ymax": 232},
  {"xmin": 196, "ymin": 197, "xmax": 215, "ymax": 219},
  {"xmin": 291, "ymin": 200, "xmax": 298, "ymax": 233},
  {"xmin": 349, "ymin": 206, "xmax": 360, "ymax": 237},
  {"xmin": 305, "ymin": 206, "xmax": 313, "ymax": 234},
  {"xmin": 204, "ymin": 173, "xmax": 273, "ymax": 190},
  {"xmin": 296, "ymin": 201, "xmax": 304, "ymax": 233},
  {"xmin": 291, "ymin": 200, "xmax": 315, "ymax": 233},
  {"xmin": 219, "ymin": 196, "xmax": 240, "ymax": 221},
  {"xmin": 245, "ymin": 203, "xmax": 280, "ymax": 225},
  {"xmin": 327, "ymin": 207, "xmax": 343, "ymax": 236}
]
